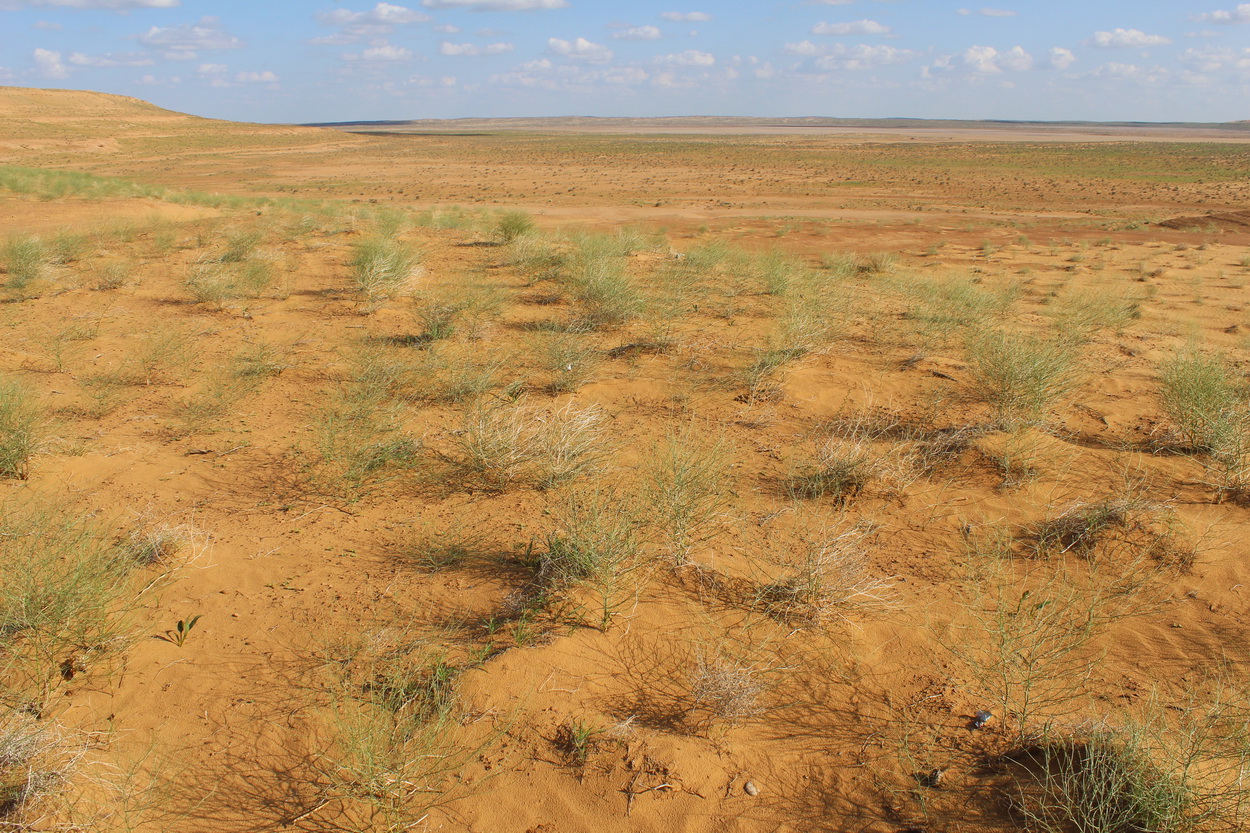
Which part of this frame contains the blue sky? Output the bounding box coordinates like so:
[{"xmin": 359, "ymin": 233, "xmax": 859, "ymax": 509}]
[{"xmin": 1, "ymin": 1, "xmax": 1248, "ymax": 123}]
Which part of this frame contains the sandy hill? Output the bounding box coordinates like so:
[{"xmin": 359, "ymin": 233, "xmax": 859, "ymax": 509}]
[
  {"xmin": 0, "ymin": 86, "xmax": 354, "ymax": 161},
  {"xmin": 0, "ymin": 85, "xmax": 199, "ymax": 124}
]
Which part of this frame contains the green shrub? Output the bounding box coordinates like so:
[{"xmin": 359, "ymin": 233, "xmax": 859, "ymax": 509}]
[
  {"xmin": 905, "ymin": 275, "xmax": 1016, "ymax": 337},
  {"xmin": 643, "ymin": 428, "xmax": 729, "ymax": 565},
  {"xmin": 122, "ymin": 328, "xmax": 193, "ymax": 386},
  {"xmin": 2, "ymin": 237, "xmax": 47, "ymax": 289},
  {"xmin": 313, "ymin": 395, "xmax": 420, "ymax": 496},
  {"xmin": 184, "ymin": 261, "xmax": 237, "ymax": 309},
  {"xmin": 1016, "ymin": 731, "xmax": 1193, "ymax": 833},
  {"xmin": 494, "ymin": 210, "xmax": 535, "ymax": 243},
  {"xmin": 218, "ymin": 229, "xmax": 262, "ymax": 263},
  {"xmin": 93, "ymin": 262, "xmax": 130, "ymax": 291},
  {"xmin": 535, "ymin": 332, "xmax": 597, "ymax": 394},
  {"xmin": 351, "ymin": 236, "xmax": 420, "ymax": 304},
  {"xmin": 0, "ymin": 377, "xmax": 42, "ymax": 480},
  {"xmin": 1159, "ymin": 348, "xmax": 1250, "ymax": 500},
  {"xmin": 566, "ymin": 235, "xmax": 642, "ymax": 328},
  {"xmin": 541, "ymin": 489, "xmax": 640, "ymax": 628},
  {"xmin": 1049, "ymin": 288, "xmax": 1141, "ymax": 336},
  {"xmin": 966, "ymin": 330, "xmax": 1079, "ymax": 427},
  {"xmin": 1159, "ymin": 348, "xmax": 1244, "ymax": 453},
  {"xmin": 0, "ymin": 498, "xmax": 158, "ymax": 710},
  {"xmin": 320, "ymin": 634, "xmax": 482, "ymax": 831}
]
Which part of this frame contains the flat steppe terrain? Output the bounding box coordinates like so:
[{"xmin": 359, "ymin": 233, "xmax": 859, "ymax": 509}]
[{"xmin": 2, "ymin": 87, "xmax": 1250, "ymax": 833}]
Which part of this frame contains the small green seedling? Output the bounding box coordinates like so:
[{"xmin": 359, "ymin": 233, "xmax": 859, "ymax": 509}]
[
  {"xmin": 164, "ymin": 614, "xmax": 202, "ymax": 647},
  {"xmin": 562, "ymin": 719, "xmax": 603, "ymax": 765}
]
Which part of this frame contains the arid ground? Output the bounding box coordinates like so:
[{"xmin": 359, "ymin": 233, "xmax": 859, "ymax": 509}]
[{"xmin": 3, "ymin": 86, "xmax": 1250, "ymax": 833}]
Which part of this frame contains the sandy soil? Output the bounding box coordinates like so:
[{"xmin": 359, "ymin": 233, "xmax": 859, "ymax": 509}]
[{"xmin": 2, "ymin": 88, "xmax": 1250, "ymax": 833}]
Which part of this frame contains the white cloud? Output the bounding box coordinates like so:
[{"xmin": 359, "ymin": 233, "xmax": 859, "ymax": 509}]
[
  {"xmin": 957, "ymin": 7, "xmax": 1017, "ymax": 16},
  {"xmin": 1063, "ymin": 61, "xmax": 1170, "ymax": 86},
  {"xmin": 962, "ymin": 44, "xmax": 1032, "ymax": 73},
  {"xmin": 962, "ymin": 45, "xmax": 1000, "ymax": 73},
  {"xmin": 360, "ymin": 43, "xmax": 413, "ymax": 60},
  {"xmin": 816, "ymin": 43, "xmax": 917, "ymax": 70},
  {"xmin": 135, "ymin": 16, "xmax": 242, "ymax": 59},
  {"xmin": 491, "ymin": 60, "xmax": 652, "ymax": 90},
  {"xmin": 197, "ymin": 62, "xmax": 226, "ymax": 74},
  {"xmin": 997, "ymin": 44, "xmax": 1033, "ymax": 70},
  {"xmin": 315, "ymin": 3, "xmax": 429, "ymax": 42},
  {"xmin": 32, "ymin": 21, "xmax": 63, "ymax": 30},
  {"xmin": 783, "ymin": 40, "xmax": 824, "ymax": 56},
  {"xmin": 1049, "ymin": 46, "xmax": 1076, "ymax": 69},
  {"xmin": 612, "ymin": 25, "xmax": 662, "ymax": 40},
  {"xmin": 660, "ymin": 11, "xmax": 711, "ymax": 22},
  {"xmin": 407, "ymin": 74, "xmax": 458, "ymax": 87},
  {"xmin": 432, "ymin": 24, "xmax": 461, "ymax": 33},
  {"xmin": 67, "ymin": 50, "xmax": 155, "ymax": 67},
  {"xmin": 1090, "ymin": 62, "xmax": 1145, "ymax": 78},
  {"xmin": 655, "ymin": 49, "xmax": 714, "ymax": 66},
  {"xmin": 548, "ymin": 36, "xmax": 613, "ymax": 62},
  {"xmin": 318, "ymin": 3, "xmax": 429, "ymax": 27},
  {"xmin": 1179, "ymin": 45, "xmax": 1250, "ymax": 72},
  {"xmin": 422, "ymin": 0, "xmax": 568, "ymax": 9},
  {"xmin": 1088, "ymin": 28, "xmax": 1172, "ymax": 48},
  {"xmin": 439, "ymin": 41, "xmax": 514, "ymax": 55},
  {"xmin": 1195, "ymin": 4, "xmax": 1250, "ymax": 23},
  {"xmin": 32, "ymin": 47, "xmax": 68, "ymax": 78},
  {"xmin": 811, "ymin": 19, "xmax": 890, "ymax": 36},
  {"xmin": 603, "ymin": 66, "xmax": 649, "ymax": 85},
  {"xmin": 236, "ymin": 70, "xmax": 278, "ymax": 83}
]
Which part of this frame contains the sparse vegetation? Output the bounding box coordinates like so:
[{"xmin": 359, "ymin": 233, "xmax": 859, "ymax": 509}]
[
  {"xmin": 690, "ymin": 650, "xmax": 767, "ymax": 725},
  {"xmin": 351, "ymin": 234, "xmax": 420, "ymax": 305},
  {"xmin": 643, "ymin": 428, "xmax": 729, "ymax": 565},
  {"xmin": 2, "ymin": 235, "xmax": 49, "ymax": 290},
  {"xmin": 494, "ymin": 210, "xmax": 535, "ymax": 243},
  {"xmin": 318, "ymin": 634, "xmax": 483, "ymax": 831},
  {"xmin": 3, "ymin": 102, "xmax": 1250, "ymax": 833},
  {"xmin": 756, "ymin": 521, "xmax": 894, "ymax": 627},
  {"xmin": 0, "ymin": 376, "xmax": 43, "ymax": 480},
  {"xmin": 1159, "ymin": 347, "xmax": 1250, "ymax": 500},
  {"xmin": 0, "ymin": 497, "xmax": 171, "ymax": 713},
  {"xmin": 966, "ymin": 329, "xmax": 1080, "ymax": 427},
  {"xmin": 541, "ymin": 488, "xmax": 640, "ymax": 628},
  {"xmin": 446, "ymin": 399, "xmax": 608, "ymax": 490},
  {"xmin": 564, "ymin": 234, "xmax": 643, "ymax": 328}
]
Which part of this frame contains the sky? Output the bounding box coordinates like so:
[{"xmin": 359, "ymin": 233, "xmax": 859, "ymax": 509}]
[{"xmin": 0, "ymin": 1, "xmax": 1247, "ymax": 124}]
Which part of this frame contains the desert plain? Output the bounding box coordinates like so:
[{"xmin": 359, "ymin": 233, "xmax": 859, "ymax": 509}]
[{"xmin": 2, "ymin": 85, "xmax": 1250, "ymax": 832}]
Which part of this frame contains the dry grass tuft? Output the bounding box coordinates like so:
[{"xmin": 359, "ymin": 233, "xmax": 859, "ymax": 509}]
[{"xmin": 757, "ymin": 522, "xmax": 895, "ymax": 627}]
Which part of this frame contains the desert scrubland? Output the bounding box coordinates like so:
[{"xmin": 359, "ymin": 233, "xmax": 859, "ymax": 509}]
[{"xmin": 3, "ymin": 86, "xmax": 1250, "ymax": 832}]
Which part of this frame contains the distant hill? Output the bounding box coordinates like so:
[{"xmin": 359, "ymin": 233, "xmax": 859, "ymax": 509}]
[{"xmin": 306, "ymin": 114, "xmax": 1250, "ymax": 138}]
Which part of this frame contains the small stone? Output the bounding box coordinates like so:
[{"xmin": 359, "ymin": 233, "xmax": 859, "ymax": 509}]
[
  {"xmin": 744, "ymin": 781, "xmax": 760, "ymax": 797},
  {"xmin": 971, "ymin": 710, "xmax": 993, "ymax": 730}
]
